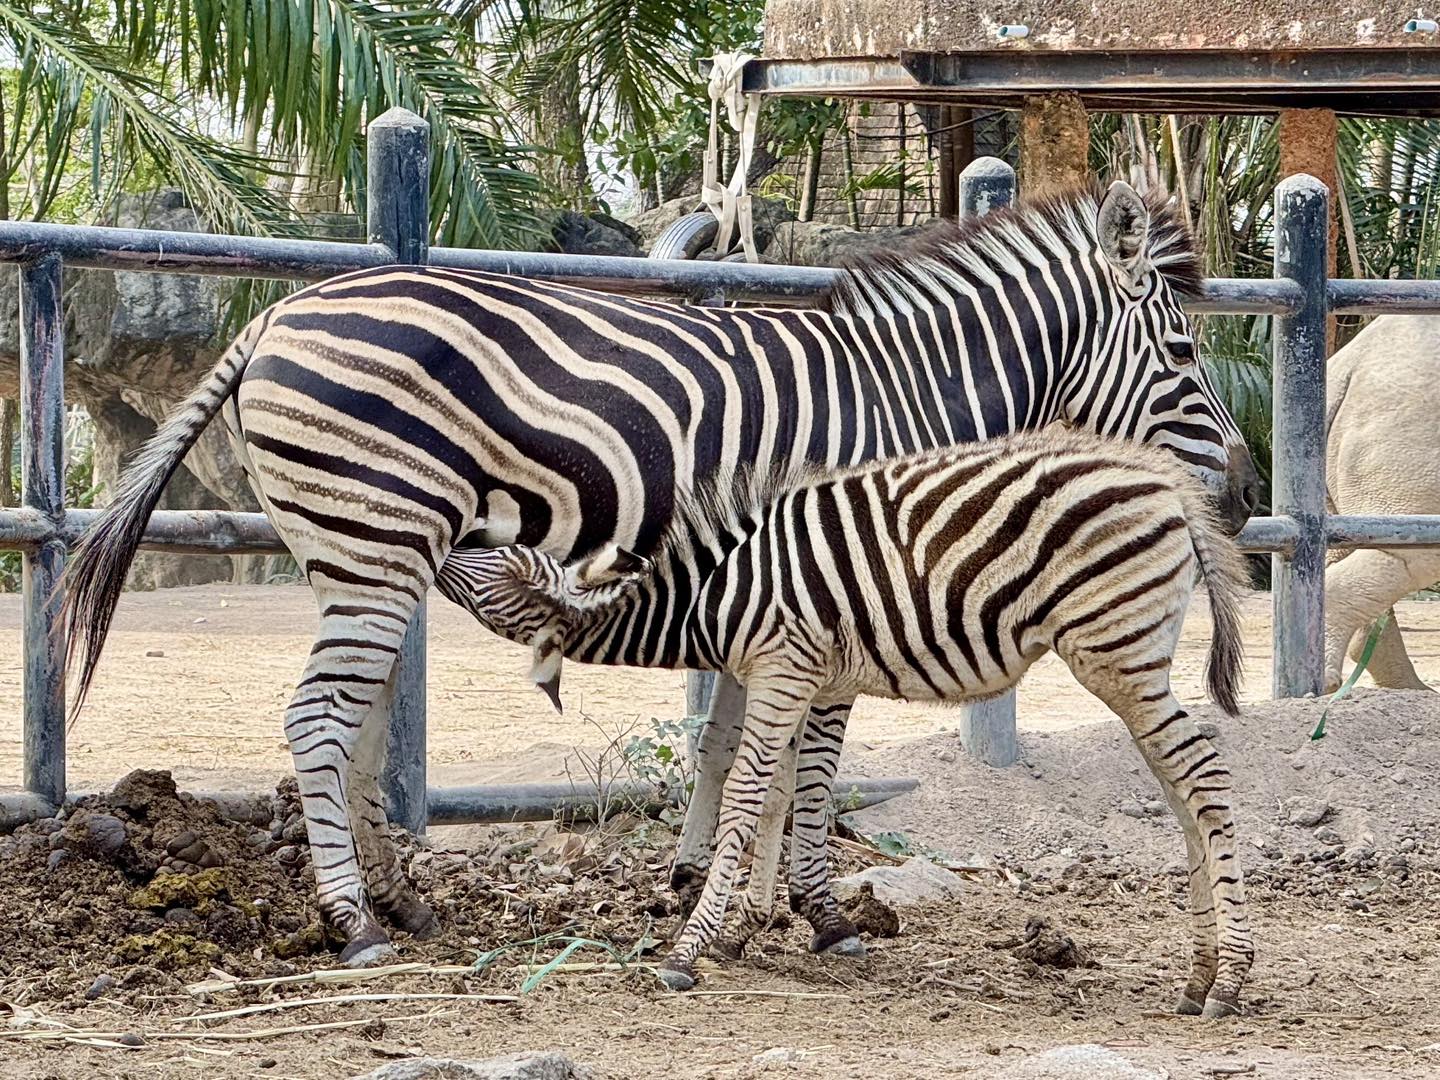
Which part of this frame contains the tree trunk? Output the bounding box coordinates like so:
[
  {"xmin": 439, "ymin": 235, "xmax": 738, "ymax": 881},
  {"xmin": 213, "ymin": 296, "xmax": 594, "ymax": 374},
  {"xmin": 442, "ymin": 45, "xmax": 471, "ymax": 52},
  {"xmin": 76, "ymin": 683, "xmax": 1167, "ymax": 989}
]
[
  {"xmin": 840, "ymin": 125, "xmax": 861, "ymax": 229},
  {"xmin": 1020, "ymin": 93, "xmax": 1090, "ymax": 196},
  {"xmin": 0, "ymin": 398, "xmax": 14, "ymax": 508},
  {"xmin": 534, "ymin": 61, "xmax": 591, "ymax": 208},
  {"xmin": 798, "ymin": 134, "xmax": 824, "ymax": 223}
]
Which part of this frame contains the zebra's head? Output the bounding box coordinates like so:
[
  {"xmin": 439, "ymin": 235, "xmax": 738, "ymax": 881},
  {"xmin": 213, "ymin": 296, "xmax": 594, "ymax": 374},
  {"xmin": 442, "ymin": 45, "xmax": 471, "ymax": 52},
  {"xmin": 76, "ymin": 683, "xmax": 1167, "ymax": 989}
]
[
  {"xmin": 441, "ymin": 543, "xmax": 651, "ymax": 712},
  {"xmin": 1064, "ymin": 181, "xmax": 1259, "ymax": 534}
]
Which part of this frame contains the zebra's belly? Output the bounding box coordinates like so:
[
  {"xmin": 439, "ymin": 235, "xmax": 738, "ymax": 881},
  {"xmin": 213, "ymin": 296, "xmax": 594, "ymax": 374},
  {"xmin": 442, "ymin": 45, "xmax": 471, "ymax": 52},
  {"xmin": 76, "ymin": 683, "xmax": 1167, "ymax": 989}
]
[{"xmin": 822, "ymin": 642, "xmax": 1043, "ymax": 706}]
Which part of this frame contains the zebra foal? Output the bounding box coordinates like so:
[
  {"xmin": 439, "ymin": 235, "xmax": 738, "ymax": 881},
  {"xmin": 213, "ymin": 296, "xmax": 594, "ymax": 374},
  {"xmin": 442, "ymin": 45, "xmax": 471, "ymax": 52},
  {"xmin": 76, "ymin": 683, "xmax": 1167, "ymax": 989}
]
[{"xmin": 443, "ymin": 429, "xmax": 1254, "ymax": 1016}]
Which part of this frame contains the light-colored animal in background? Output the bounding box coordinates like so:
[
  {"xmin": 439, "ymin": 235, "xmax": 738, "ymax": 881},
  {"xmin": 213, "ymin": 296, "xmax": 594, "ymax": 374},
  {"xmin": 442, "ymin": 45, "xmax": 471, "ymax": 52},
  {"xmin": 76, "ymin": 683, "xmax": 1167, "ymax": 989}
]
[
  {"xmin": 1324, "ymin": 315, "xmax": 1440, "ymax": 693},
  {"xmin": 443, "ymin": 430, "xmax": 1254, "ymax": 1017}
]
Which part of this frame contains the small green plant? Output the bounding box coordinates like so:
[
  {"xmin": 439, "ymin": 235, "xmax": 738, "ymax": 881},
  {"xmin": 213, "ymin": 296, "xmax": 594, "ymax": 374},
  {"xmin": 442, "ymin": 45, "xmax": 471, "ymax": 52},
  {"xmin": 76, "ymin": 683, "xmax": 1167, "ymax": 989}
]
[
  {"xmin": 1312, "ymin": 612, "xmax": 1389, "ymax": 740},
  {"xmin": 622, "ymin": 713, "xmax": 705, "ymax": 825}
]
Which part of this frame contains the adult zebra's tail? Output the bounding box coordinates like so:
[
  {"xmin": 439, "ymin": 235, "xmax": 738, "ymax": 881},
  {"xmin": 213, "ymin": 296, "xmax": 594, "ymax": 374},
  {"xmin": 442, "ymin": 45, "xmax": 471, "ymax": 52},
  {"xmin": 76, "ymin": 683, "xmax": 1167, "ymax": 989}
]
[
  {"xmin": 63, "ymin": 317, "xmax": 265, "ymax": 716},
  {"xmin": 1182, "ymin": 494, "xmax": 1248, "ymax": 717}
]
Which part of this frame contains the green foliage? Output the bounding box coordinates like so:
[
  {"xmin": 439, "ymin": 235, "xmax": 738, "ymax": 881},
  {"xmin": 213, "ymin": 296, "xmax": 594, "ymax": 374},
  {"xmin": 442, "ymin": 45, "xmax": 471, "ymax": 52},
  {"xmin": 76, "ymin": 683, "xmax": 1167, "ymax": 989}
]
[{"xmin": 621, "ymin": 712, "xmax": 702, "ymax": 823}]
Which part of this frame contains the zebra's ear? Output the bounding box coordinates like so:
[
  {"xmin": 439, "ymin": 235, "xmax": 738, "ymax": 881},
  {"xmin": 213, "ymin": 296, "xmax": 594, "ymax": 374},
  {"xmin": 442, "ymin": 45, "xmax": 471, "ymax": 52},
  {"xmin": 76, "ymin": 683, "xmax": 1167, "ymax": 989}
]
[
  {"xmin": 572, "ymin": 543, "xmax": 652, "ymax": 590},
  {"xmin": 1097, "ymin": 180, "xmax": 1150, "ymax": 272},
  {"xmin": 529, "ymin": 628, "xmax": 565, "ymax": 714}
]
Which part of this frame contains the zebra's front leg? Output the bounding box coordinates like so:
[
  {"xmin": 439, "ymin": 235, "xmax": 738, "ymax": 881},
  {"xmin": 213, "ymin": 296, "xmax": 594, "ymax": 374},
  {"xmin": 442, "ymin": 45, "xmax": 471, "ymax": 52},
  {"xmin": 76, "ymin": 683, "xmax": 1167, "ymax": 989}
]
[
  {"xmin": 657, "ymin": 669, "xmax": 816, "ymax": 991},
  {"xmin": 788, "ymin": 701, "xmax": 863, "ymax": 956},
  {"xmin": 671, "ymin": 673, "xmax": 747, "ymax": 918},
  {"xmin": 287, "ymin": 604, "xmax": 418, "ymax": 966},
  {"xmin": 714, "ymin": 736, "xmax": 798, "ymax": 961},
  {"xmin": 347, "ymin": 667, "xmax": 440, "ymax": 940}
]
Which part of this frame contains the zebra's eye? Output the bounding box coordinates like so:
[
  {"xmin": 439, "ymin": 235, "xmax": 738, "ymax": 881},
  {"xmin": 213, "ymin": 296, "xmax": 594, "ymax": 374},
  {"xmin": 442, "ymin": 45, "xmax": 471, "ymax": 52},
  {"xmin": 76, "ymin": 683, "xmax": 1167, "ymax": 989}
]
[{"xmin": 1166, "ymin": 338, "xmax": 1195, "ymax": 364}]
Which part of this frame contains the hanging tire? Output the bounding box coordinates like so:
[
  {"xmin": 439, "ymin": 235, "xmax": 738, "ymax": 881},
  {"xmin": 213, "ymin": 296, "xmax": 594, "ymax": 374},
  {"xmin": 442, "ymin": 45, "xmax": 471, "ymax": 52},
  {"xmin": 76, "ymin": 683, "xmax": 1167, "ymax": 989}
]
[{"xmin": 648, "ymin": 212, "xmax": 718, "ymax": 260}]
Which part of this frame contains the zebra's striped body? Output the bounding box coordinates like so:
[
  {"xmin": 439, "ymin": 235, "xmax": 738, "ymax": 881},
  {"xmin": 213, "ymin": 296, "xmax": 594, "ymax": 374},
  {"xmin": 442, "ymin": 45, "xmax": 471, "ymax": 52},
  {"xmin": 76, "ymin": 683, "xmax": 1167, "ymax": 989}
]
[
  {"xmin": 446, "ymin": 430, "xmax": 1253, "ymax": 1016},
  {"xmin": 63, "ymin": 181, "xmax": 1258, "ymax": 966}
]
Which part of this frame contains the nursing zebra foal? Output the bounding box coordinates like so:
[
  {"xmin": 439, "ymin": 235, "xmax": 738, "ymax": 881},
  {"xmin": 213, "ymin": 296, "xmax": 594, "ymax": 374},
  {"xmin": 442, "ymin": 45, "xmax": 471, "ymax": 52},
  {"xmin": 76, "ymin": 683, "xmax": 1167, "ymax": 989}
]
[
  {"xmin": 444, "ymin": 430, "xmax": 1253, "ymax": 1016},
  {"xmin": 62, "ymin": 180, "xmax": 1258, "ymax": 967}
]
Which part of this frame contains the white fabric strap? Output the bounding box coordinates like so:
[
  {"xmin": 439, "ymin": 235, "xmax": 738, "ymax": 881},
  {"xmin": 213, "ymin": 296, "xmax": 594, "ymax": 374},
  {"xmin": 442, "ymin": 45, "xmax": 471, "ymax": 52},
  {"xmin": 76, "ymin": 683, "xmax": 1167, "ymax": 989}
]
[{"xmin": 702, "ymin": 52, "xmax": 761, "ymax": 263}]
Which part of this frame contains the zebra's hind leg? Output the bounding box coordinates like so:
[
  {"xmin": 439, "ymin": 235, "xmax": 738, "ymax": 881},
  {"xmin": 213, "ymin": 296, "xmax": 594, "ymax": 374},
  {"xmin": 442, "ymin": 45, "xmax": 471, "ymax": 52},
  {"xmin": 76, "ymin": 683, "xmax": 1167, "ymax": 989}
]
[
  {"xmin": 714, "ymin": 737, "xmax": 799, "ymax": 961},
  {"xmin": 657, "ymin": 669, "xmax": 817, "ymax": 991},
  {"xmin": 671, "ymin": 673, "xmax": 747, "ymax": 918},
  {"xmin": 788, "ymin": 702, "xmax": 863, "ymax": 957},
  {"xmin": 1070, "ymin": 652, "xmax": 1253, "ymax": 1017},
  {"xmin": 346, "ymin": 668, "xmax": 439, "ymax": 940},
  {"xmin": 286, "ymin": 600, "xmax": 417, "ymax": 967}
]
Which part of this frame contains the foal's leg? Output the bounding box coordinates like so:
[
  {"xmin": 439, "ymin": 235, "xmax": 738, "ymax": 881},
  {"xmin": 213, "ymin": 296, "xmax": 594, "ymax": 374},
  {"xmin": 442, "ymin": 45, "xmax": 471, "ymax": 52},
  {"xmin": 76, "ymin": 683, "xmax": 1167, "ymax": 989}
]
[
  {"xmin": 346, "ymin": 667, "xmax": 439, "ymax": 938},
  {"xmin": 1067, "ymin": 648, "xmax": 1252, "ymax": 1017},
  {"xmin": 715, "ymin": 736, "xmax": 798, "ymax": 960},
  {"xmin": 788, "ymin": 701, "xmax": 863, "ymax": 956},
  {"xmin": 657, "ymin": 669, "xmax": 816, "ymax": 991},
  {"xmin": 671, "ymin": 673, "xmax": 747, "ymax": 916}
]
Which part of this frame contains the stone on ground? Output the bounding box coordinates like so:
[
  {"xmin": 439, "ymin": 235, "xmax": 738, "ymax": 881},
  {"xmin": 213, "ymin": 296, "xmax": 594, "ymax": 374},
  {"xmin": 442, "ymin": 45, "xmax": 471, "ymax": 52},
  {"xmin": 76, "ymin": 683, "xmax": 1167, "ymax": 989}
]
[
  {"xmin": 994, "ymin": 1044, "xmax": 1166, "ymax": 1079},
  {"xmin": 349, "ymin": 1051, "xmax": 588, "ymax": 1080},
  {"xmin": 833, "ymin": 856, "xmax": 972, "ymax": 905}
]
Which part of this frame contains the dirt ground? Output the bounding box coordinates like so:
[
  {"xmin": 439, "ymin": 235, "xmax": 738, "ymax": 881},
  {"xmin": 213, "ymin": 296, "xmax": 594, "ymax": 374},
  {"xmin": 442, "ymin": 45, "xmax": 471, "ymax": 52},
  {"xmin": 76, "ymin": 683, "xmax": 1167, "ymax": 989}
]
[
  {"xmin": 5, "ymin": 583, "xmax": 1440, "ymax": 792},
  {"xmin": 2, "ymin": 586, "xmax": 1440, "ymax": 1078}
]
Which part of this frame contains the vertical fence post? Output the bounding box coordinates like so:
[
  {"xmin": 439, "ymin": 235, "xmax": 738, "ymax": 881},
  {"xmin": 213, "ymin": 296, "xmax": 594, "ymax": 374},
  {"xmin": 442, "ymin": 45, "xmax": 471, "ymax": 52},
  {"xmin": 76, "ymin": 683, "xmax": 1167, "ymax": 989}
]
[
  {"xmin": 1271, "ymin": 174, "xmax": 1330, "ymax": 698},
  {"xmin": 367, "ymin": 108, "xmax": 431, "ymax": 833},
  {"xmin": 953, "ymin": 157, "xmax": 1020, "ymax": 768},
  {"xmin": 20, "ymin": 253, "xmax": 66, "ymax": 808}
]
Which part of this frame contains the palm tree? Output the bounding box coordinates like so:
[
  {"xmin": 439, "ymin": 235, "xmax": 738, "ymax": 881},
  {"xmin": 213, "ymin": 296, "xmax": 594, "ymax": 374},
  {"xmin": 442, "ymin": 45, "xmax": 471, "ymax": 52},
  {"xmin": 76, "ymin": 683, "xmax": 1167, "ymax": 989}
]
[{"xmin": 0, "ymin": 0, "xmax": 542, "ymax": 247}]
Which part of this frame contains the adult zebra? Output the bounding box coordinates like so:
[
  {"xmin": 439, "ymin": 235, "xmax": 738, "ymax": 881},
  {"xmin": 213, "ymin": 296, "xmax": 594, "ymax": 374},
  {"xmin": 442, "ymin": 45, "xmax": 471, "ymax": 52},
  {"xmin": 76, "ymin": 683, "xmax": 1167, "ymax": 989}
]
[
  {"xmin": 432, "ymin": 428, "xmax": 1254, "ymax": 1014},
  {"xmin": 63, "ymin": 180, "xmax": 1258, "ymax": 965}
]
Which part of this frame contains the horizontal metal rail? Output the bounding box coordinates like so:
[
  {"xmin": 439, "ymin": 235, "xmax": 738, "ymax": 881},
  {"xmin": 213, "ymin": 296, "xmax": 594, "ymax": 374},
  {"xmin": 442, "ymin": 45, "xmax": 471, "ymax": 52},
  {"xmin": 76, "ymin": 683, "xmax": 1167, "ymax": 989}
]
[
  {"xmin": 0, "ymin": 217, "xmax": 1303, "ymax": 313},
  {"xmin": 0, "ymin": 777, "xmax": 918, "ymax": 830}
]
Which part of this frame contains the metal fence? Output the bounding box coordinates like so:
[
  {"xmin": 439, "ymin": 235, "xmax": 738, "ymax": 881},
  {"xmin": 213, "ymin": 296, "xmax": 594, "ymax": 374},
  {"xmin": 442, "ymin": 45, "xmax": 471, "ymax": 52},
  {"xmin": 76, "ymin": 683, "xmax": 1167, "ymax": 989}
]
[{"xmin": 5, "ymin": 106, "xmax": 1440, "ymax": 829}]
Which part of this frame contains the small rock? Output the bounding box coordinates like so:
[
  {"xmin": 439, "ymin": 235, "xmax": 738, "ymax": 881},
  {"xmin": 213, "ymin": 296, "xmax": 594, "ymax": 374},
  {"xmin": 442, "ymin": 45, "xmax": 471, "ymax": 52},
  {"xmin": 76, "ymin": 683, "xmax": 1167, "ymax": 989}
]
[
  {"xmin": 84, "ymin": 973, "xmax": 115, "ymax": 1000},
  {"xmin": 193, "ymin": 617, "xmax": 207, "ymax": 624},
  {"xmin": 1410, "ymin": 724, "xmax": 1424, "ymax": 737},
  {"xmin": 752, "ymin": 1047, "xmax": 803, "ymax": 1066},
  {"xmin": 1401, "ymin": 837, "xmax": 1417, "ymax": 852},
  {"xmin": 273, "ymin": 845, "xmax": 301, "ymax": 866},
  {"xmin": 116, "ymin": 1033, "xmax": 146, "ymax": 1048},
  {"xmin": 1195, "ymin": 720, "xmax": 1221, "ymax": 741},
  {"xmin": 1314, "ymin": 825, "xmax": 1342, "ymax": 845},
  {"xmin": 164, "ymin": 907, "xmax": 201, "ymax": 928},
  {"xmin": 833, "ymin": 857, "xmax": 972, "ymax": 906},
  {"xmin": 258, "ymin": 1059, "xmax": 278, "ymax": 1070},
  {"xmin": 1142, "ymin": 800, "xmax": 1165, "ymax": 817},
  {"xmin": 993, "ymin": 1044, "xmax": 1164, "ymax": 1079},
  {"xmin": 1119, "ymin": 799, "xmax": 1146, "ymax": 819},
  {"xmin": 46, "ymin": 848, "xmax": 71, "ymax": 872},
  {"xmin": 1284, "ymin": 797, "xmax": 1330, "ymax": 828},
  {"xmin": 935, "ymin": 750, "xmax": 955, "ymax": 764},
  {"xmin": 347, "ymin": 1052, "xmax": 589, "ymax": 1080},
  {"xmin": 145, "ymin": 649, "xmax": 165, "ymax": 658}
]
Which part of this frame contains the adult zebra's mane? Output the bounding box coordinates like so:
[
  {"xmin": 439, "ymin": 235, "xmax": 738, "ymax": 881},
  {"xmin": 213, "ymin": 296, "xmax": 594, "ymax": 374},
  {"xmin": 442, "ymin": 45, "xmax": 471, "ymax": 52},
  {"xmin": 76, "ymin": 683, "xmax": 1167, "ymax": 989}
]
[{"xmin": 816, "ymin": 183, "xmax": 1201, "ymax": 319}]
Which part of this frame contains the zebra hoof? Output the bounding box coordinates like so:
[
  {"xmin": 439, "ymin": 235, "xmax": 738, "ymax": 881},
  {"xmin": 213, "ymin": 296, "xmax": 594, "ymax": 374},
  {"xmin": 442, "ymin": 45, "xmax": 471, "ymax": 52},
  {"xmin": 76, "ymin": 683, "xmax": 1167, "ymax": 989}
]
[
  {"xmin": 1201, "ymin": 996, "xmax": 1241, "ymax": 1019},
  {"xmin": 387, "ymin": 895, "xmax": 440, "ymax": 939},
  {"xmin": 822, "ymin": 935, "xmax": 867, "ymax": 959},
  {"xmin": 710, "ymin": 938, "xmax": 746, "ymax": 962},
  {"xmin": 338, "ymin": 937, "xmax": 396, "ymax": 968},
  {"xmin": 1175, "ymin": 992, "xmax": 1206, "ymax": 1016},
  {"xmin": 655, "ymin": 962, "xmax": 697, "ymax": 992},
  {"xmin": 808, "ymin": 922, "xmax": 864, "ymax": 956}
]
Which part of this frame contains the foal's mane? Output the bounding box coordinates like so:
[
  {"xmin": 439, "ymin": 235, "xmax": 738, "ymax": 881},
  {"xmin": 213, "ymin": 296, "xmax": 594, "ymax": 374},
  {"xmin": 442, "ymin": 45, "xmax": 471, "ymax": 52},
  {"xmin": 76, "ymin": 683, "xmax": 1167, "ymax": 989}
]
[{"xmin": 815, "ymin": 183, "xmax": 1201, "ymax": 319}]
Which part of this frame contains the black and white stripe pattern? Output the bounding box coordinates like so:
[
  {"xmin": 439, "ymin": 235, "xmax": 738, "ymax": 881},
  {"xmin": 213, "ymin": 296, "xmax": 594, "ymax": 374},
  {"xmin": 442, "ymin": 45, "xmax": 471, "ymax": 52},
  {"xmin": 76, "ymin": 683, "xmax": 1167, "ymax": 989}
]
[
  {"xmin": 63, "ymin": 180, "xmax": 1258, "ymax": 965},
  {"xmin": 444, "ymin": 429, "xmax": 1254, "ymax": 1016}
]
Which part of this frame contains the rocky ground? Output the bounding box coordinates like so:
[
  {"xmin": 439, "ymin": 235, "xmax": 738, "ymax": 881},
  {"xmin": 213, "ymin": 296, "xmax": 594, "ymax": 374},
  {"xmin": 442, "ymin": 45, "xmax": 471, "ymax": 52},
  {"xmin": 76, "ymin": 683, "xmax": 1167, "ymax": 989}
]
[{"xmin": 2, "ymin": 688, "xmax": 1440, "ymax": 1078}]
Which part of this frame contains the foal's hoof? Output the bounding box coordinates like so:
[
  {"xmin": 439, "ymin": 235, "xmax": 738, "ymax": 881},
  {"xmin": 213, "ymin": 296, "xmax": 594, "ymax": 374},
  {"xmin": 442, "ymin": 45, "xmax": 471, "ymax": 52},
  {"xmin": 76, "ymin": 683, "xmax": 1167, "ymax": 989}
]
[
  {"xmin": 809, "ymin": 922, "xmax": 866, "ymax": 958},
  {"xmin": 338, "ymin": 937, "xmax": 397, "ymax": 968},
  {"xmin": 387, "ymin": 894, "xmax": 441, "ymax": 939},
  {"xmin": 1201, "ymin": 996, "xmax": 1241, "ymax": 1019},
  {"xmin": 821, "ymin": 935, "xmax": 867, "ymax": 959},
  {"xmin": 655, "ymin": 962, "xmax": 697, "ymax": 992},
  {"xmin": 710, "ymin": 938, "xmax": 746, "ymax": 962},
  {"xmin": 1175, "ymin": 992, "xmax": 1206, "ymax": 1016}
]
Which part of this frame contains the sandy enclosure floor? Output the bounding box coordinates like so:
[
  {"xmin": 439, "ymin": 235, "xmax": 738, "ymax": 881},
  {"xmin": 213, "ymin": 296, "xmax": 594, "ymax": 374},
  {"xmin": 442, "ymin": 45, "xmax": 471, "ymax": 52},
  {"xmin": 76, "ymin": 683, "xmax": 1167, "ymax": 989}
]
[{"xmin": 4, "ymin": 582, "xmax": 1440, "ymax": 792}]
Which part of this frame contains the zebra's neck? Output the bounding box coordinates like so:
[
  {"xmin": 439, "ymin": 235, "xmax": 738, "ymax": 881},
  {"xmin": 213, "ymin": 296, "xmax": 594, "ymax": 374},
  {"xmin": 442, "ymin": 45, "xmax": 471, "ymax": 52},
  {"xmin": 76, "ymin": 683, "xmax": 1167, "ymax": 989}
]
[
  {"xmin": 824, "ymin": 245, "xmax": 1104, "ymax": 446},
  {"xmin": 562, "ymin": 512, "xmax": 757, "ymax": 671}
]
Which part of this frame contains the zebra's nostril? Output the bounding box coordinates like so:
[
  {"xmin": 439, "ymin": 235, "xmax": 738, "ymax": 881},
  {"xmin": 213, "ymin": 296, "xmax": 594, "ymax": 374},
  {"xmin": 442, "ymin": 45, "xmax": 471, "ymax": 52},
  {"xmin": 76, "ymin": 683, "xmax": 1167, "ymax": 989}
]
[{"xmin": 1242, "ymin": 482, "xmax": 1259, "ymax": 511}]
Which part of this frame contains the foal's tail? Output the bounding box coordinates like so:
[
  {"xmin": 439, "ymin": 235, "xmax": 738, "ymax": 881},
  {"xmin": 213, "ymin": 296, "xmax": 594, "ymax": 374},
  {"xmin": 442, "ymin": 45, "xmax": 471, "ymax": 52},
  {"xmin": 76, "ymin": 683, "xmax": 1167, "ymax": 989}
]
[
  {"xmin": 62, "ymin": 316, "xmax": 265, "ymax": 716},
  {"xmin": 1183, "ymin": 501, "xmax": 1249, "ymax": 717}
]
